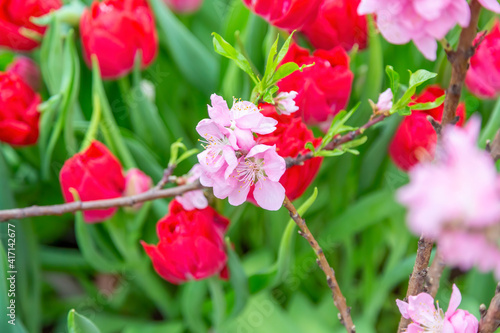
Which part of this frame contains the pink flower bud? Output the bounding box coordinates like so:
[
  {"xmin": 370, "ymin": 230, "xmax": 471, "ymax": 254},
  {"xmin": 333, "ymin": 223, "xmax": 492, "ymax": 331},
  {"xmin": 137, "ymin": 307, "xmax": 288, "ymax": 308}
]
[
  {"xmin": 448, "ymin": 310, "xmax": 479, "ymax": 333},
  {"xmin": 163, "ymin": 0, "xmax": 203, "ymax": 14},
  {"xmin": 124, "ymin": 168, "xmax": 152, "ymax": 209},
  {"xmin": 7, "ymin": 56, "xmax": 41, "ymax": 91}
]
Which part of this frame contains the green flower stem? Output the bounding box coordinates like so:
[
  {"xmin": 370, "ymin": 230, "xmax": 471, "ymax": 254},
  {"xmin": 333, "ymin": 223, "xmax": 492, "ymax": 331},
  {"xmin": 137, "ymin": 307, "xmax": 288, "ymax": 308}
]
[{"xmin": 80, "ymin": 95, "xmax": 101, "ymax": 151}]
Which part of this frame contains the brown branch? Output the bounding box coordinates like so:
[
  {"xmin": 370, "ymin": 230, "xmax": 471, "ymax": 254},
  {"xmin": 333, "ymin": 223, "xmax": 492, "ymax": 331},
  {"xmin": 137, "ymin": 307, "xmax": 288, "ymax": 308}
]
[
  {"xmin": 486, "ymin": 129, "xmax": 500, "ymax": 162},
  {"xmin": 286, "ymin": 114, "xmax": 386, "ymax": 168},
  {"xmin": 0, "ymin": 181, "xmax": 203, "ymax": 222},
  {"xmin": 283, "ymin": 196, "xmax": 355, "ymax": 333},
  {"xmin": 152, "ymin": 164, "xmax": 176, "ymax": 191},
  {"xmin": 441, "ymin": 0, "xmax": 482, "ymax": 126},
  {"xmin": 427, "ymin": 252, "xmax": 445, "ymax": 298},
  {"xmin": 479, "ymin": 283, "xmax": 500, "ymax": 333},
  {"xmin": 397, "ymin": 237, "xmax": 434, "ymax": 331}
]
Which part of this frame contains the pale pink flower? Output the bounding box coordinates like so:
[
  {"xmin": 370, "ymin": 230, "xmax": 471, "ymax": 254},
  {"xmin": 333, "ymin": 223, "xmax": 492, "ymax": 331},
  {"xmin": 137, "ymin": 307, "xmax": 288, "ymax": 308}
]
[
  {"xmin": 358, "ymin": 0, "xmax": 470, "ymax": 60},
  {"xmin": 376, "ymin": 88, "xmax": 393, "ymax": 112},
  {"xmin": 227, "ymin": 144, "xmax": 286, "ymax": 211},
  {"xmin": 176, "ymin": 164, "xmax": 208, "ymax": 211},
  {"xmin": 397, "ymin": 284, "xmax": 478, "ymax": 333},
  {"xmin": 275, "ymin": 91, "xmax": 299, "ymax": 115},
  {"xmin": 124, "ymin": 168, "xmax": 152, "ymax": 210},
  {"xmin": 397, "ymin": 117, "xmax": 500, "ymax": 238},
  {"xmin": 478, "ymin": 0, "xmax": 500, "ymax": 13},
  {"xmin": 207, "ymin": 94, "xmax": 277, "ymax": 151},
  {"xmin": 196, "ymin": 119, "xmax": 238, "ymax": 175},
  {"xmin": 439, "ymin": 231, "xmax": 500, "ymax": 279}
]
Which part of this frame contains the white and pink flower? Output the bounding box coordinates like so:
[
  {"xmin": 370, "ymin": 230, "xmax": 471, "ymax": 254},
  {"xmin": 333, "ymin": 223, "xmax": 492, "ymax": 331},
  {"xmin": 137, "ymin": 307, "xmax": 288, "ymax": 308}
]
[
  {"xmin": 176, "ymin": 164, "xmax": 209, "ymax": 211},
  {"xmin": 396, "ymin": 284, "xmax": 478, "ymax": 333}
]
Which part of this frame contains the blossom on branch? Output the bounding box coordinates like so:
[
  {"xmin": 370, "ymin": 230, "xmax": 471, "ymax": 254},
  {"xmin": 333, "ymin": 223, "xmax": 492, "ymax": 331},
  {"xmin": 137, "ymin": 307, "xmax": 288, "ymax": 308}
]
[
  {"xmin": 197, "ymin": 95, "xmax": 286, "ymax": 211},
  {"xmin": 396, "ymin": 284, "xmax": 478, "ymax": 332},
  {"xmin": 176, "ymin": 164, "xmax": 208, "ymax": 211},
  {"xmin": 397, "ymin": 117, "xmax": 500, "ymax": 278}
]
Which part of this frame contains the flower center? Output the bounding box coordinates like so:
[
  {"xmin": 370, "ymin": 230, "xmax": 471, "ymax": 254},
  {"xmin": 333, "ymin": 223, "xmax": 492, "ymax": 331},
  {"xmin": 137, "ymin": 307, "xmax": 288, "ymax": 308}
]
[
  {"xmin": 199, "ymin": 134, "xmax": 230, "ymax": 165},
  {"xmin": 236, "ymin": 157, "xmax": 266, "ymax": 189}
]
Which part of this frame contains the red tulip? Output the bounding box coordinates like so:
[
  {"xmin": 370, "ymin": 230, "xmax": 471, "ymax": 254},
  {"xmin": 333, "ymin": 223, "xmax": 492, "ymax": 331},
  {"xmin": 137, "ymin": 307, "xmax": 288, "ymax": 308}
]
[
  {"xmin": 141, "ymin": 200, "xmax": 230, "ymax": 285},
  {"xmin": 59, "ymin": 141, "xmax": 126, "ymax": 223},
  {"xmin": 249, "ymin": 104, "xmax": 323, "ymax": 202},
  {"xmin": 163, "ymin": 0, "xmax": 203, "ymax": 13},
  {"xmin": 6, "ymin": 56, "xmax": 41, "ymax": 91},
  {"xmin": 465, "ymin": 21, "xmax": 500, "ymax": 99},
  {"xmin": 389, "ymin": 86, "xmax": 466, "ymax": 171},
  {"xmin": 0, "ymin": 71, "xmax": 41, "ymax": 146},
  {"xmin": 80, "ymin": 0, "xmax": 158, "ymax": 79},
  {"xmin": 300, "ymin": 0, "xmax": 367, "ymax": 51},
  {"xmin": 0, "ymin": 0, "xmax": 61, "ymax": 51},
  {"xmin": 277, "ymin": 43, "xmax": 353, "ymax": 127},
  {"xmin": 242, "ymin": 0, "xmax": 322, "ymax": 31}
]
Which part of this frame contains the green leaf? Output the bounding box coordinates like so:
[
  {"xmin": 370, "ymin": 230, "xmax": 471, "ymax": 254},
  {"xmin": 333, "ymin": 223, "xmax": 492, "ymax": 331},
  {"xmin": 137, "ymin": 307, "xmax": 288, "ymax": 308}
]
[
  {"xmin": 315, "ymin": 150, "xmax": 346, "ymax": 157},
  {"xmin": 181, "ymin": 281, "xmax": 208, "ymax": 333},
  {"xmin": 147, "ymin": 0, "xmax": 218, "ymax": 94},
  {"xmin": 341, "ymin": 136, "xmax": 368, "ymax": 150},
  {"xmin": 67, "ymin": 309, "xmax": 101, "ymax": 333},
  {"xmin": 385, "ymin": 66, "xmax": 400, "ymax": 98},
  {"xmin": 480, "ymin": 97, "xmax": 500, "ymax": 147},
  {"xmin": 410, "ymin": 94, "xmax": 445, "ymax": 111},
  {"xmin": 321, "ymin": 102, "xmax": 361, "ymax": 150},
  {"xmin": 409, "ymin": 69, "xmax": 437, "ymax": 87},
  {"xmin": 276, "ymin": 31, "xmax": 295, "ymax": 66},
  {"xmin": 397, "ymin": 106, "xmax": 412, "ymax": 116},
  {"xmin": 212, "ymin": 32, "xmax": 259, "ymax": 84},
  {"xmin": 262, "ymin": 35, "xmax": 279, "ymax": 85},
  {"xmin": 225, "ymin": 238, "xmax": 249, "ymax": 319},
  {"xmin": 305, "ymin": 142, "xmax": 316, "ymax": 153},
  {"xmin": 208, "ymin": 278, "xmax": 226, "ymax": 329}
]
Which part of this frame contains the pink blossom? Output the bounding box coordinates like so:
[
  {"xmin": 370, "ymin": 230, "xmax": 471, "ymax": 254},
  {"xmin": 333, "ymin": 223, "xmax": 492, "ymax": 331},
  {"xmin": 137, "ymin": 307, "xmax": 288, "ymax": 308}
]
[
  {"xmin": 275, "ymin": 91, "xmax": 299, "ymax": 115},
  {"xmin": 226, "ymin": 145, "xmax": 286, "ymax": 211},
  {"xmin": 358, "ymin": 0, "xmax": 470, "ymax": 60},
  {"xmin": 176, "ymin": 164, "xmax": 208, "ymax": 211},
  {"xmin": 397, "ymin": 284, "xmax": 478, "ymax": 333},
  {"xmin": 376, "ymin": 88, "xmax": 393, "ymax": 112},
  {"xmin": 397, "ymin": 117, "xmax": 500, "ymax": 238},
  {"xmin": 124, "ymin": 168, "xmax": 152, "ymax": 210},
  {"xmin": 478, "ymin": 0, "xmax": 500, "ymax": 13},
  {"xmin": 207, "ymin": 94, "xmax": 277, "ymax": 151}
]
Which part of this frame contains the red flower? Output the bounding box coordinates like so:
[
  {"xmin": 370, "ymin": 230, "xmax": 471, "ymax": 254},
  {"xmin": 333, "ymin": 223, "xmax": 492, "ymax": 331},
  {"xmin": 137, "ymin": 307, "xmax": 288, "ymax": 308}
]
[
  {"xmin": 247, "ymin": 104, "xmax": 323, "ymax": 202},
  {"xmin": 0, "ymin": 71, "xmax": 41, "ymax": 146},
  {"xmin": 389, "ymin": 86, "xmax": 466, "ymax": 171},
  {"xmin": 163, "ymin": 0, "xmax": 203, "ymax": 13},
  {"xmin": 277, "ymin": 43, "xmax": 353, "ymax": 127},
  {"xmin": 465, "ymin": 21, "xmax": 500, "ymax": 99},
  {"xmin": 300, "ymin": 0, "xmax": 367, "ymax": 51},
  {"xmin": 59, "ymin": 141, "xmax": 126, "ymax": 223},
  {"xmin": 141, "ymin": 200, "xmax": 230, "ymax": 285},
  {"xmin": 80, "ymin": 0, "xmax": 158, "ymax": 79},
  {"xmin": 0, "ymin": 0, "xmax": 61, "ymax": 51},
  {"xmin": 242, "ymin": 0, "xmax": 322, "ymax": 31},
  {"xmin": 7, "ymin": 56, "xmax": 41, "ymax": 91}
]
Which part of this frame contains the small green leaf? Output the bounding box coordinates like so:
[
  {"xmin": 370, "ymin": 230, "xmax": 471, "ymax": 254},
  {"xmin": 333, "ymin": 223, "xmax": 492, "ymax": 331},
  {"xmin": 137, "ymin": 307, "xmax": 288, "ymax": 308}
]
[
  {"xmin": 409, "ymin": 69, "xmax": 437, "ymax": 87},
  {"xmin": 385, "ymin": 65, "xmax": 400, "ymax": 98},
  {"xmin": 305, "ymin": 142, "xmax": 316, "ymax": 153},
  {"xmin": 212, "ymin": 32, "xmax": 259, "ymax": 84},
  {"xmin": 341, "ymin": 136, "xmax": 368, "ymax": 150},
  {"xmin": 67, "ymin": 309, "xmax": 101, "ymax": 333},
  {"xmin": 397, "ymin": 106, "xmax": 412, "ymax": 116},
  {"xmin": 315, "ymin": 150, "xmax": 345, "ymax": 157},
  {"xmin": 410, "ymin": 94, "xmax": 445, "ymax": 110},
  {"xmin": 321, "ymin": 102, "xmax": 361, "ymax": 150},
  {"xmin": 275, "ymin": 31, "xmax": 295, "ymax": 66},
  {"xmin": 262, "ymin": 35, "xmax": 280, "ymax": 85}
]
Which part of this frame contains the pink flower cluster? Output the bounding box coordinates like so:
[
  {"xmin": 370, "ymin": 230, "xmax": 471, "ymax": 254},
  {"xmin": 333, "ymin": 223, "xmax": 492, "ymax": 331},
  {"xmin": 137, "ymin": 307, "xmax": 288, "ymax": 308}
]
[
  {"xmin": 397, "ymin": 117, "xmax": 500, "ymax": 278},
  {"xmin": 397, "ymin": 284, "xmax": 478, "ymax": 332},
  {"xmin": 358, "ymin": 0, "xmax": 500, "ymax": 61},
  {"xmin": 195, "ymin": 94, "xmax": 287, "ymax": 211}
]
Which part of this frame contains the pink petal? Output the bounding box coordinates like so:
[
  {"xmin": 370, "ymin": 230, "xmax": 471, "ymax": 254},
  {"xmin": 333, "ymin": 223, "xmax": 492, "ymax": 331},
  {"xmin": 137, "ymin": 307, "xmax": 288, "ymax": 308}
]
[
  {"xmin": 223, "ymin": 146, "xmax": 238, "ymax": 179},
  {"xmin": 253, "ymin": 179, "xmax": 285, "ymax": 211},
  {"xmin": 445, "ymin": 284, "xmax": 462, "ymax": 318},
  {"xmin": 406, "ymin": 323, "xmax": 424, "ymax": 333},
  {"xmin": 208, "ymin": 94, "xmax": 231, "ymax": 126},
  {"xmin": 413, "ymin": 36, "xmax": 437, "ymax": 61},
  {"xmin": 252, "ymin": 117, "xmax": 278, "ymax": 135},
  {"xmin": 228, "ymin": 183, "xmax": 251, "ymax": 206},
  {"xmin": 247, "ymin": 144, "xmax": 273, "ymax": 158},
  {"xmin": 478, "ymin": 0, "xmax": 500, "ymax": 13},
  {"xmin": 408, "ymin": 293, "xmax": 438, "ymax": 327},
  {"xmin": 196, "ymin": 119, "xmax": 224, "ymax": 139},
  {"xmin": 396, "ymin": 299, "xmax": 410, "ymax": 319},
  {"xmin": 263, "ymin": 149, "xmax": 286, "ymax": 182}
]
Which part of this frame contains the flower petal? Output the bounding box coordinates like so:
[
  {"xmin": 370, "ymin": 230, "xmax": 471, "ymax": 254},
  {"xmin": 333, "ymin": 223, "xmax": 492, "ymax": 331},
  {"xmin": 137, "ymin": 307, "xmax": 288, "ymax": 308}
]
[
  {"xmin": 253, "ymin": 179, "xmax": 285, "ymax": 211},
  {"xmin": 445, "ymin": 284, "xmax": 462, "ymax": 318}
]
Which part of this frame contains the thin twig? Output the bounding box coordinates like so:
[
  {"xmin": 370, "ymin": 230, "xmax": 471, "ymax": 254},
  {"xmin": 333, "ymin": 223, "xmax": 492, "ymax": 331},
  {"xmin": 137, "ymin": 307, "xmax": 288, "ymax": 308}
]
[
  {"xmin": 441, "ymin": 0, "xmax": 482, "ymax": 126},
  {"xmin": 152, "ymin": 164, "xmax": 176, "ymax": 191},
  {"xmin": 427, "ymin": 252, "xmax": 445, "ymax": 298},
  {"xmin": 286, "ymin": 114, "xmax": 386, "ymax": 168},
  {"xmin": 0, "ymin": 181, "xmax": 203, "ymax": 222},
  {"xmin": 398, "ymin": 2, "xmax": 482, "ymax": 331},
  {"xmin": 283, "ymin": 196, "xmax": 355, "ymax": 333},
  {"xmin": 479, "ymin": 283, "xmax": 500, "ymax": 333},
  {"xmin": 486, "ymin": 129, "xmax": 500, "ymax": 162}
]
